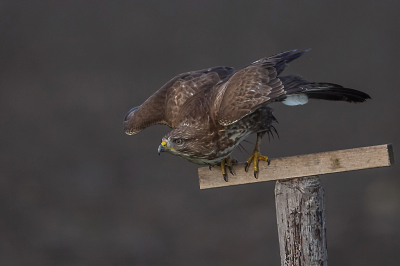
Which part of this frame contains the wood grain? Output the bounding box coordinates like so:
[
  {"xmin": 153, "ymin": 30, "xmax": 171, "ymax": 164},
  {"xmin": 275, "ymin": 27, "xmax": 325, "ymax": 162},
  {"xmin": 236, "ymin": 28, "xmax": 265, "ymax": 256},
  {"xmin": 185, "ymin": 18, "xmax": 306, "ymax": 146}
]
[
  {"xmin": 198, "ymin": 144, "xmax": 394, "ymax": 189},
  {"xmin": 275, "ymin": 176, "xmax": 328, "ymax": 266}
]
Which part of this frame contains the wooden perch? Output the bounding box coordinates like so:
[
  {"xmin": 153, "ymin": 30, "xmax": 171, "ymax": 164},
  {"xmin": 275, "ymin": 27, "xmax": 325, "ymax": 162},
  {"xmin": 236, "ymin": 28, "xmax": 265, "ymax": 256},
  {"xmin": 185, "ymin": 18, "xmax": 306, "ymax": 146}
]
[
  {"xmin": 199, "ymin": 143, "xmax": 394, "ymax": 265},
  {"xmin": 198, "ymin": 144, "xmax": 394, "ymax": 189}
]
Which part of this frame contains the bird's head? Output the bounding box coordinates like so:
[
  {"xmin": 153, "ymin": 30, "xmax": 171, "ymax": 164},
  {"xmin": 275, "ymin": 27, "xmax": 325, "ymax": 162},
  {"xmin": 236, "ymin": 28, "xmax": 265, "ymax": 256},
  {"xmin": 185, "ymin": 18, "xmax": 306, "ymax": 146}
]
[
  {"xmin": 158, "ymin": 136, "xmax": 186, "ymax": 155},
  {"xmin": 158, "ymin": 126, "xmax": 192, "ymax": 157},
  {"xmin": 158, "ymin": 123, "xmax": 213, "ymax": 160}
]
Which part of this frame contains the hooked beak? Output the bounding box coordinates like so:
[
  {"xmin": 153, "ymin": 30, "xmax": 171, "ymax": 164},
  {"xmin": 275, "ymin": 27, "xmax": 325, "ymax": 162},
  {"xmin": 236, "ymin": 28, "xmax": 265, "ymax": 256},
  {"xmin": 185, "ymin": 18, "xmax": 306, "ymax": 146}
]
[{"xmin": 158, "ymin": 141, "xmax": 167, "ymax": 155}]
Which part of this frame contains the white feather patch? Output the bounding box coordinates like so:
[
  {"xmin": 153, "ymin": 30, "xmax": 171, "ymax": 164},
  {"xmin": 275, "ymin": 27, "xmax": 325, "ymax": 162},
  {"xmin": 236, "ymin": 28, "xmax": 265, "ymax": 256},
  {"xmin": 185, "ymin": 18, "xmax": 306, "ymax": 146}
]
[{"xmin": 281, "ymin": 94, "xmax": 309, "ymax": 106}]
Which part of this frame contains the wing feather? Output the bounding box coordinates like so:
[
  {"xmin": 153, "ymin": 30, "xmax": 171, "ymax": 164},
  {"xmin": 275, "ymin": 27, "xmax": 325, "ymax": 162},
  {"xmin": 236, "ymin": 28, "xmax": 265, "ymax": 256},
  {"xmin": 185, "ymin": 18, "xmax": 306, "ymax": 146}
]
[
  {"xmin": 214, "ymin": 65, "xmax": 283, "ymax": 126},
  {"xmin": 124, "ymin": 67, "xmax": 234, "ymax": 135},
  {"xmin": 214, "ymin": 50, "xmax": 307, "ymax": 125}
]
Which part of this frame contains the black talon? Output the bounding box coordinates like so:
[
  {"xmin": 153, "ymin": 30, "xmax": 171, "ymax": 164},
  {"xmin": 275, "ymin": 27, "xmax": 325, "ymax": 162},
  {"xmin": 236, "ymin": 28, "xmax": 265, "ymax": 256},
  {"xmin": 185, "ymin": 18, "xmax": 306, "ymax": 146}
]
[
  {"xmin": 254, "ymin": 171, "xmax": 258, "ymax": 179},
  {"xmin": 209, "ymin": 165, "xmax": 212, "ymax": 170},
  {"xmin": 223, "ymin": 174, "xmax": 228, "ymax": 182},
  {"xmin": 245, "ymin": 162, "xmax": 249, "ymax": 172},
  {"xmin": 267, "ymin": 158, "xmax": 271, "ymax": 165},
  {"xmin": 228, "ymin": 166, "xmax": 234, "ymax": 175}
]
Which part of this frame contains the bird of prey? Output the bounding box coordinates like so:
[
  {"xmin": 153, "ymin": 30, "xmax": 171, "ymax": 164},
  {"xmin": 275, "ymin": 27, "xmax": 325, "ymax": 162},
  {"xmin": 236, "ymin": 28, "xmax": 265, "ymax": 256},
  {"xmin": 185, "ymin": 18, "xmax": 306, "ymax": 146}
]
[{"xmin": 124, "ymin": 50, "xmax": 370, "ymax": 181}]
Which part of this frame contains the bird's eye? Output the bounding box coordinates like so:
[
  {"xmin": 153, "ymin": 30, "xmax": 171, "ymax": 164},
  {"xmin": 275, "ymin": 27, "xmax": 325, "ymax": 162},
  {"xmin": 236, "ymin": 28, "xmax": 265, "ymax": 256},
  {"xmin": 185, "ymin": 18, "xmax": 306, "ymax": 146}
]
[{"xmin": 174, "ymin": 138, "xmax": 184, "ymax": 145}]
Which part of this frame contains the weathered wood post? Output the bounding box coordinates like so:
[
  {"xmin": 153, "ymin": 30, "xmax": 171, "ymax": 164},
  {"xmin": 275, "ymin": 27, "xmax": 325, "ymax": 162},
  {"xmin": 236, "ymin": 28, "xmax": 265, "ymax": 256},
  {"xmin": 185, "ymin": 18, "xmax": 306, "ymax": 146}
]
[
  {"xmin": 198, "ymin": 144, "xmax": 394, "ymax": 265},
  {"xmin": 275, "ymin": 176, "xmax": 327, "ymax": 266}
]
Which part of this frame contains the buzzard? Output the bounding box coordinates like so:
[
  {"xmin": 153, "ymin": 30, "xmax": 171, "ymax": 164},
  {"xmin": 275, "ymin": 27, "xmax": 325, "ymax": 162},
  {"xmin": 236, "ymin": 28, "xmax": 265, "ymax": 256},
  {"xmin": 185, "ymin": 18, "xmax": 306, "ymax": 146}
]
[{"xmin": 124, "ymin": 50, "xmax": 370, "ymax": 181}]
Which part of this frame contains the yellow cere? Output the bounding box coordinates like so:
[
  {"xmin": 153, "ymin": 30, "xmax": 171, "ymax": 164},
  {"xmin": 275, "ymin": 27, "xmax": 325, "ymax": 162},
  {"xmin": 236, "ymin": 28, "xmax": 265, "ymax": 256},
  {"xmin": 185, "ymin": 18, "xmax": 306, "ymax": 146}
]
[{"xmin": 161, "ymin": 141, "xmax": 167, "ymax": 147}]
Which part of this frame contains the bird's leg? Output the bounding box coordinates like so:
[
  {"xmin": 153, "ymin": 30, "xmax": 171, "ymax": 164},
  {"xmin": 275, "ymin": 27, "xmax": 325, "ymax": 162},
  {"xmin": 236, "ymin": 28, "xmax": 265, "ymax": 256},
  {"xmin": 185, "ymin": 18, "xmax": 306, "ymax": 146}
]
[
  {"xmin": 226, "ymin": 157, "xmax": 234, "ymax": 176},
  {"xmin": 220, "ymin": 156, "xmax": 236, "ymax": 182},
  {"xmin": 244, "ymin": 132, "xmax": 271, "ymax": 179},
  {"xmin": 221, "ymin": 159, "xmax": 228, "ymax": 182}
]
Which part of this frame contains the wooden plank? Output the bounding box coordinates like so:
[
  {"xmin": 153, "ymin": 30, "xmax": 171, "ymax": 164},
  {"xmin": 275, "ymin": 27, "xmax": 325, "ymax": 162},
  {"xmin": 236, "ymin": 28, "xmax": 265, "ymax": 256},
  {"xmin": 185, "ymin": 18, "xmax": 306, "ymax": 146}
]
[
  {"xmin": 275, "ymin": 176, "xmax": 328, "ymax": 266},
  {"xmin": 198, "ymin": 144, "xmax": 394, "ymax": 189}
]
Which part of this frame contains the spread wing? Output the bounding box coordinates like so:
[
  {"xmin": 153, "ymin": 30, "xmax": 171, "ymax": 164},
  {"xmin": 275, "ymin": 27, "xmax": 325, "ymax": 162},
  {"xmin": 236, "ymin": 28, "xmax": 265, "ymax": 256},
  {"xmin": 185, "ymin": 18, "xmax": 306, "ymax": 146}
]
[
  {"xmin": 124, "ymin": 66, "xmax": 234, "ymax": 135},
  {"xmin": 214, "ymin": 50, "xmax": 308, "ymax": 125}
]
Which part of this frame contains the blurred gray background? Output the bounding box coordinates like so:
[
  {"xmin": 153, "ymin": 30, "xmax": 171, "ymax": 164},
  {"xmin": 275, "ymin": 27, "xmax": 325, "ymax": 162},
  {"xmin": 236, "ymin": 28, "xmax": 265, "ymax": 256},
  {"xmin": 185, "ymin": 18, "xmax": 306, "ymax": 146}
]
[{"xmin": 1, "ymin": 0, "xmax": 399, "ymax": 265}]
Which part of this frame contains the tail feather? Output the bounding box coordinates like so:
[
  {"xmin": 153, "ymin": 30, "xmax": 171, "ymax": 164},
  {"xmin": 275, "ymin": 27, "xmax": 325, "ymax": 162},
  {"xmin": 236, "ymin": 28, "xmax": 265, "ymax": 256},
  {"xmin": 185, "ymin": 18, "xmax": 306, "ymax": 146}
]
[
  {"xmin": 280, "ymin": 75, "xmax": 371, "ymax": 104},
  {"xmin": 305, "ymin": 87, "xmax": 371, "ymax": 103}
]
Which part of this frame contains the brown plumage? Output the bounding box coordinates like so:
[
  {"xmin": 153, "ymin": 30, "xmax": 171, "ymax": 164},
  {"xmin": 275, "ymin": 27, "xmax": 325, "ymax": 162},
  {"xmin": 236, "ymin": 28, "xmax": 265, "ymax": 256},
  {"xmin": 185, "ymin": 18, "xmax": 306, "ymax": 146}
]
[{"xmin": 124, "ymin": 50, "xmax": 370, "ymax": 179}]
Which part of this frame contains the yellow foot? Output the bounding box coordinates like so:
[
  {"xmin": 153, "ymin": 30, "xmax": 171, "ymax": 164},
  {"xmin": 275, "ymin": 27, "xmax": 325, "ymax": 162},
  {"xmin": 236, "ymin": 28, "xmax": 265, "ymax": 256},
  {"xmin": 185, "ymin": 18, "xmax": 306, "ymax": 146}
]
[
  {"xmin": 218, "ymin": 157, "xmax": 237, "ymax": 182},
  {"xmin": 244, "ymin": 151, "xmax": 271, "ymax": 179}
]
